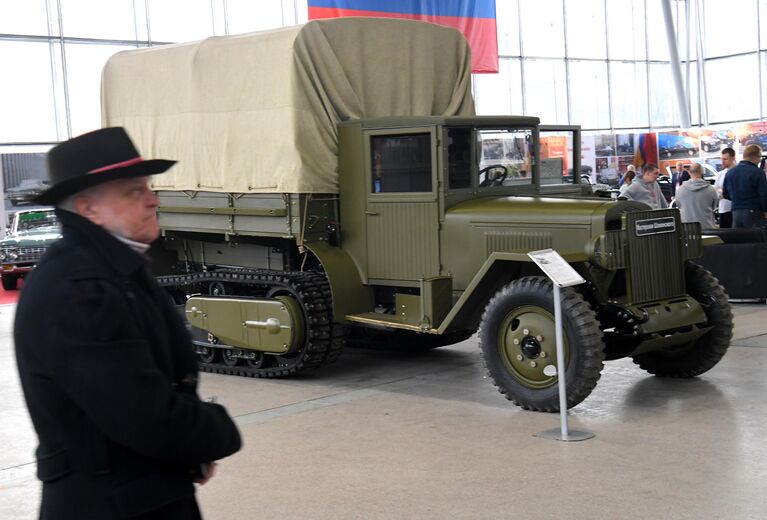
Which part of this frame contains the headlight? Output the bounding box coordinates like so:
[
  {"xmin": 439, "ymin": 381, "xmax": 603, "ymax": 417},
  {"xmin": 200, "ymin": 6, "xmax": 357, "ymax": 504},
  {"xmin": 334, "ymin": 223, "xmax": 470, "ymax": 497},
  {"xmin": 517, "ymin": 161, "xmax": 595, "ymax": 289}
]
[
  {"xmin": 0, "ymin": 251, "xmax": 5, "ymax": 261},
  {"xmin": 6, "ymin": 249, "xmax": 18, "ymax": 261}
]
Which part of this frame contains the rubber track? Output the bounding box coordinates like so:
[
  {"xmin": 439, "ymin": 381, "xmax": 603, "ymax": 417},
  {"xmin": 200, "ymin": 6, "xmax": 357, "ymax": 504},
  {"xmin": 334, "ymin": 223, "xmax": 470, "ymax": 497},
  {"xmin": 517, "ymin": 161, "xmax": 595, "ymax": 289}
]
[{"xmin": 157, "ymin": 269, "xmax": 346, "ymax": 378}]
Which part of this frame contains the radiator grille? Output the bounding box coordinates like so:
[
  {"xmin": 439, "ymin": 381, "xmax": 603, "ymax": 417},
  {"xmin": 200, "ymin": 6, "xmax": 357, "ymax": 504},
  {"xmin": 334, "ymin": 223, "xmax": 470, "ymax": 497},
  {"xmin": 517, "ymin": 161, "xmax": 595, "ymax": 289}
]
[
  {"xmin": 594, "ymin": 230, "xmax": 627, "ymax": 270},
  {"xmin": 680, "ymin": 222, "xmax": 703, "ymax": 260},
  {"xmin": 624, "ymin": 209, "xmax": 685, "ymax": 303},
  {"xmin": 1, "ymin": 246, "xmax": 47, "ymax": 263}
]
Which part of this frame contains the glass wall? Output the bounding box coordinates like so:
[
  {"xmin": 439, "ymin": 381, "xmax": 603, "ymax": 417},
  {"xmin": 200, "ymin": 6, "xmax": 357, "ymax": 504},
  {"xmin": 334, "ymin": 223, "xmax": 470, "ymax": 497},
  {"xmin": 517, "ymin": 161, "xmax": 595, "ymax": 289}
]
[
  {"xmin": 474, "ymin": 0, "xmax": 767, "ymax": 133},
  {"xmin": 0, "ymin": 0, "xmax": 305, "ymax": 150},
  {"xmin": 1, "ymin": 0, "xmax": 766, "ymax": 147}
]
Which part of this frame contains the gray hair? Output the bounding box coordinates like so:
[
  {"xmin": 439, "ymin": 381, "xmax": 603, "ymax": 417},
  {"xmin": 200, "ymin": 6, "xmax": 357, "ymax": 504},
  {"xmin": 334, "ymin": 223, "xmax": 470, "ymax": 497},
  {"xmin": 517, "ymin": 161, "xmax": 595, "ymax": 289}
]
[
  {"xmin": 56, "ymin": 195, "xmax": 77, "ymax": 212},
  {"xmin": 55, "ymin": 184, "xmax": 103, "ymax": 213}
]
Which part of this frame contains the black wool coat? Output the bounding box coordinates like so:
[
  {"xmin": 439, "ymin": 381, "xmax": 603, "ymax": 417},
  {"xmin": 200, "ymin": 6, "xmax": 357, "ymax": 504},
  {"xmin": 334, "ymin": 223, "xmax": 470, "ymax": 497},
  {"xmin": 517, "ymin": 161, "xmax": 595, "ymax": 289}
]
[{"xmin": 14, "ymin": 210, "xmax": 242, "ymax": 519}]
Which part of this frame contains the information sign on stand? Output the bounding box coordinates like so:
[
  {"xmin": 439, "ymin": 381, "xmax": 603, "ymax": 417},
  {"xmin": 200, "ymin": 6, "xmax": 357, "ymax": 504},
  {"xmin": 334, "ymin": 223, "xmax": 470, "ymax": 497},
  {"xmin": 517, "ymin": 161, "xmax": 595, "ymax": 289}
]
[{"xmin": 527, "ymin": 249, "xmax": 594, "ymax": 442}]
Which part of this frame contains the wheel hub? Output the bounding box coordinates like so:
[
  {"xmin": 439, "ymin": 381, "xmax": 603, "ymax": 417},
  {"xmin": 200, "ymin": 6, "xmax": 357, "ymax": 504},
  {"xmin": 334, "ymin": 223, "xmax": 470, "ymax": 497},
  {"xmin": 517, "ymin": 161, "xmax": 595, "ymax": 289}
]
[
  {"xmin": 498, "ymin": 306, "xmax": 567, "ymax": 389},
  {"xmin": 521, "ymin": 336, "xmax": 541, "ymax": 358}
]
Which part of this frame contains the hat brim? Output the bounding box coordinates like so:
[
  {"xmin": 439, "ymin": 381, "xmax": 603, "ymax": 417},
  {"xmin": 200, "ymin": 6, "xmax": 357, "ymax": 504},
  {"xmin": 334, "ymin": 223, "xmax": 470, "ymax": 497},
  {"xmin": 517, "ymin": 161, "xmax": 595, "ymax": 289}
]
[{"xmin": 34, "ymin": 159, "xmax": 176, "ymax": 205}]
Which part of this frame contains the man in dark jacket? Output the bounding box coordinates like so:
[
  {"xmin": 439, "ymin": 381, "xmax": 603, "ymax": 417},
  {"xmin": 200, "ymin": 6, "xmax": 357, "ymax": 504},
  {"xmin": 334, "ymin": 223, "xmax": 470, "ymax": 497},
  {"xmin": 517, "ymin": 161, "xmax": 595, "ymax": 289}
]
[
  {"xmin": 14, "ymin": 127, "xmax": 242, "ymax": 519},
  {"xmin": 722, "ymin": 144, "xmax": 767, "ymax": 228}
]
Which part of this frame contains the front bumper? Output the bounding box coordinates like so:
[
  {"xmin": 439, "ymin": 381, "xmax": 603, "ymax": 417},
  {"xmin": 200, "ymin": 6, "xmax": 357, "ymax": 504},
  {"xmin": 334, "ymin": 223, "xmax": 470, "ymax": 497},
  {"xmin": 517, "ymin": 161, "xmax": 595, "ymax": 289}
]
[{"xmin": 2, "ymin": 263, "xmax": 34, "ymax": 276}]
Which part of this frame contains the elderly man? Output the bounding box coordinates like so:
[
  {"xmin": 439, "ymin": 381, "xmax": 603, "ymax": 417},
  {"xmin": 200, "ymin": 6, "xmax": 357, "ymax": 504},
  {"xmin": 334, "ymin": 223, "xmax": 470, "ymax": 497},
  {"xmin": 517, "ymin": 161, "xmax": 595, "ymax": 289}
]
[
  {"xmin": 674, "ymin": 163, "xmax": 718, "ymax": 229},
  {"xmin": 622, "ymin": 163, "xmax": 669, "ymax": 210},
  {"xmin": 670, "ymin": 161, "xmax": 685, "ymax": 197},
  {"xmin": 723, "ymin": 144, "xmax": 767, "ymax": 228},
  {"xmin": 14, "ymin": 128, "xmax": 241, "ymax": 520}
]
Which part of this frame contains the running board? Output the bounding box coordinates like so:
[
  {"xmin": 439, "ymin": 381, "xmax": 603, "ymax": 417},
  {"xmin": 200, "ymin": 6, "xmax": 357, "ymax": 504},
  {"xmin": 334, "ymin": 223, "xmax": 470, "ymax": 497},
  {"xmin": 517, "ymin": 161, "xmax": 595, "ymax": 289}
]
[{"xmin": 345, "ymin": 312, "xmax": 438, "ymax": 333}]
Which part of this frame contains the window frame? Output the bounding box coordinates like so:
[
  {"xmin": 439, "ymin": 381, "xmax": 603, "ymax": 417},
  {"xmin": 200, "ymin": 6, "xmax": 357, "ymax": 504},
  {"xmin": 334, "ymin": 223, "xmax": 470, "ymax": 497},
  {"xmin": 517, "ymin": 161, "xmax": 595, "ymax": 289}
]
[{"xmin": 364, "ymin": 126, "xmax": 438, "ymax": 203}]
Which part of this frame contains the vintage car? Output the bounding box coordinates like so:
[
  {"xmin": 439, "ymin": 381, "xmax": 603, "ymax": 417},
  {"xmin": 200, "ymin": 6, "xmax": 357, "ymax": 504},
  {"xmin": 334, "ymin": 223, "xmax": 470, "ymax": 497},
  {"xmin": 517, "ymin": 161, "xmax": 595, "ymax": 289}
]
[
  {"xmin": 6, "ymin": 179, "xmax": 50, "ymax": 206},
  {"xmin": 0, "ymin": 208, "xmax": 60, "ymax": 290},
  {"xmin": 659, "ymin": 141, "xmax": 699, "ymax": 158},
  {"xmin": 595, "ymin": 143, "xmax": 614, "ymax": 156},
  {"xmin": 741, "ymin": 132, "xmax": 767, "ymax": 148},
  {"xmin": 700, "ymin": 135, "xmax": 721, "ymax": 152}
]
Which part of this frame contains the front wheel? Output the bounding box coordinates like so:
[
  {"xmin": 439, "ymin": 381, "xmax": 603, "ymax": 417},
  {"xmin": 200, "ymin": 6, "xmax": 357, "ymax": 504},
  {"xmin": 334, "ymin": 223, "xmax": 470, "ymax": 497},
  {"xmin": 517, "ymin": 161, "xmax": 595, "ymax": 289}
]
[
  {"xmin": 632, "ymin": 263, "xmax": 733, "ymax": 377},
  {"xmin": 1, "ymin": 274, "xmax": 19, "ymax": 291},
  {"xmin": 479, "ymin": 277, "xmax": 605, "ymax": 412}
]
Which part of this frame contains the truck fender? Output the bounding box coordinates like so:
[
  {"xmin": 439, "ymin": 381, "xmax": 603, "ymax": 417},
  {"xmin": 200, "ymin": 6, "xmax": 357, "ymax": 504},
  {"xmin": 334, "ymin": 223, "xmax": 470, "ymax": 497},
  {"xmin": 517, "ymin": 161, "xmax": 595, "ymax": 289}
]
[
  {"xmin": 306, "ymin": 242, "xmax": 373, "ymax": 324},
  {"xmin": 437, "ymin": 251, "xmax": 588, "ymax": 334}
]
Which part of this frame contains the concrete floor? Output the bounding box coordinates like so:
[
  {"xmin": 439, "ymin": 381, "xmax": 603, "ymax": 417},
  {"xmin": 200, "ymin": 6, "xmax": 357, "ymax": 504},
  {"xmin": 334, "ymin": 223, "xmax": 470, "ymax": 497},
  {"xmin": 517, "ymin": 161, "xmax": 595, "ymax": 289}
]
[{"xmin": 1, "ymin": 302, "xmax": 767, "ymax": 519}]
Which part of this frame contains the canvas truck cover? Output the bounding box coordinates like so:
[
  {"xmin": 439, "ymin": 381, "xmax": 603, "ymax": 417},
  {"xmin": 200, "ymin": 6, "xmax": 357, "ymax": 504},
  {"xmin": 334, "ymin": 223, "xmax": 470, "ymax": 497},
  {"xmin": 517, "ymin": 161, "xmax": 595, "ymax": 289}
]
[{"xmin": 101, "ymin": 18, "xmax": 475, "ymax": 194}]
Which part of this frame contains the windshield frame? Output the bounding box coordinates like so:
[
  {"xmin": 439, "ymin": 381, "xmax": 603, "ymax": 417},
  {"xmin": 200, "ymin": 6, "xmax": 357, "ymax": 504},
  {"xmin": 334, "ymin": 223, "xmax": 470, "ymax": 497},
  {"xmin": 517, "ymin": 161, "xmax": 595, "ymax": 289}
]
[{"xmin": 444, "ymin": 124, "xmax": 540, "ymax": 195}]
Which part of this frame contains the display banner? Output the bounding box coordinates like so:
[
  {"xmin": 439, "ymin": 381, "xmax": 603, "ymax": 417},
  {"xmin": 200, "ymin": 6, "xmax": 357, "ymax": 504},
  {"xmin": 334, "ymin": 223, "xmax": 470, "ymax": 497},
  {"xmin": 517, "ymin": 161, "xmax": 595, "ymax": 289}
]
[
  {"xmin": 633, "ymin": 132, "xmax": 657, "ymax": 167},
  {"xmin": 307, "ymin": 0, "xmax": 499, "ymax": 73}
]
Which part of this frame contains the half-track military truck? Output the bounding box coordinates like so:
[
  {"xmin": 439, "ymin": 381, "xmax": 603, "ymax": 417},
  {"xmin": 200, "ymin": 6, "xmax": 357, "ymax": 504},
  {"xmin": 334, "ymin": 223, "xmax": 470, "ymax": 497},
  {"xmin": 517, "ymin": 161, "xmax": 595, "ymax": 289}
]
[{"xmin": 102, "ymin": 18, "xmax": 732, "ymax": 411}]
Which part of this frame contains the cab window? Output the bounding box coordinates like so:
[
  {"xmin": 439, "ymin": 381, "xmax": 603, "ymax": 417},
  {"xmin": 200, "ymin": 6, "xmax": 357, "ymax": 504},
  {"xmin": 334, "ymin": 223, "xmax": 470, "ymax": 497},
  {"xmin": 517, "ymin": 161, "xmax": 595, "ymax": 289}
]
[
  {"xmin": 539, "ymin": 129, "xmax": 577, "ymax": 185},
  {"xmin": 371, "ymin": 134, "xmax": 432, "ymax": 193}
]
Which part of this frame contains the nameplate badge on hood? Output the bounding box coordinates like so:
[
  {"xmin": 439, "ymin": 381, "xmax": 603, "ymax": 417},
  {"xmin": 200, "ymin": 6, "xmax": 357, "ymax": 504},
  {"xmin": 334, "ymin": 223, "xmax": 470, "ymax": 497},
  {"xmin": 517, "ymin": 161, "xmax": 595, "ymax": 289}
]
[{"xmin": 635, "ymin": 216, "xmax": 676, "ymax": 236}]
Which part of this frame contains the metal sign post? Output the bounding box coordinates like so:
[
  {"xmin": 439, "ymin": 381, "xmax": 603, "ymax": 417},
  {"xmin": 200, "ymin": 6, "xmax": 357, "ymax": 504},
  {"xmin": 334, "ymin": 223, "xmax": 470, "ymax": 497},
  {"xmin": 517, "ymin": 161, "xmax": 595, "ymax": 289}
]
[{"xmin": 527, "ymin": 249, "xmax": 594, "ymax": 442}]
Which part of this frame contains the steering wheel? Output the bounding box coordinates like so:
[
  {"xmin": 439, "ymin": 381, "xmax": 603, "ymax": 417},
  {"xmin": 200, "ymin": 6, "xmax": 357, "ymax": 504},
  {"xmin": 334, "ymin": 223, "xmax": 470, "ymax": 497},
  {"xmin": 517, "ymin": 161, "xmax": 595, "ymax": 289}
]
[{"xmin": 479, "ymin": 165, "xmax": 509, "ymax": 187}]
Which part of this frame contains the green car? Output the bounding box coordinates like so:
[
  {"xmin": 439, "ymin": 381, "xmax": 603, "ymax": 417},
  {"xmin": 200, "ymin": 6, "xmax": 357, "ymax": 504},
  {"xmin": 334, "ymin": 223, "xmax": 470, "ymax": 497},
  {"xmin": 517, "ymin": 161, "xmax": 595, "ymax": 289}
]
[{"xmin": 0, "ymin": 208, "xmax": 60, "ymax": 290}]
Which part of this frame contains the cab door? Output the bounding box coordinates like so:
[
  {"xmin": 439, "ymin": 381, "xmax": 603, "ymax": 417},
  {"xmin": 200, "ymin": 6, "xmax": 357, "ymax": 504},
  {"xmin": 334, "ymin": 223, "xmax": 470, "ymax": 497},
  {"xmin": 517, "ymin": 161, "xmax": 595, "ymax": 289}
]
[{"xmin": 364, "ymin": 127, "xmax": 440, "ymax": 282}]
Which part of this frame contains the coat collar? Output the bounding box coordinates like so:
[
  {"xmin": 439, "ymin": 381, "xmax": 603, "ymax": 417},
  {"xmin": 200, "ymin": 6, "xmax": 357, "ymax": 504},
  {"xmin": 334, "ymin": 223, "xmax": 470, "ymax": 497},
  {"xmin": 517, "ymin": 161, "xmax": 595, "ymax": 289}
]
[{"xmin": 55, "ymin": 209, "xmax": 148, "ymax": 276}]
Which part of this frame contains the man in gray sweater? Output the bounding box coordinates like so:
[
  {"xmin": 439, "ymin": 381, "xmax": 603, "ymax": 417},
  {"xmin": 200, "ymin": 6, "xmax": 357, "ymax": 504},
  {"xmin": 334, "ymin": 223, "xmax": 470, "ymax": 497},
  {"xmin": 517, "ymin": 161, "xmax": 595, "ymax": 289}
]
[
  {"xmin": 623, "ymin": 163, "xmax": 669, "ymax": 209},
  {"xmin": 674, "ymin": 163, "xmax": 718, "ymax": 229}
]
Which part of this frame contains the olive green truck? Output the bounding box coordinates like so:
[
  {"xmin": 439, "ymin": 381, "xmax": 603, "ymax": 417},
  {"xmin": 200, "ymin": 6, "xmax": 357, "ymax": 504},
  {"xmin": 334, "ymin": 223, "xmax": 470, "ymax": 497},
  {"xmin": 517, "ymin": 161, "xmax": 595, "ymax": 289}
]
[{"xmin": 101, "ymin": 18, "xmax": 732, "ymax": 411}]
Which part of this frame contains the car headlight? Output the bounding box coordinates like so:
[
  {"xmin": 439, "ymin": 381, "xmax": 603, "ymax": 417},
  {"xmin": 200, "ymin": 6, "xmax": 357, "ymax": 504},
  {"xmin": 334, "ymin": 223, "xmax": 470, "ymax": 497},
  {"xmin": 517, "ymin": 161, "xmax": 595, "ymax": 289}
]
[
  {"xmin": 6, "ymin": 249, "xmax": 18, "ymax": 261},
  {"xmin": 0, "ymin": 251, "xmax": 5, "ymax": 261}
]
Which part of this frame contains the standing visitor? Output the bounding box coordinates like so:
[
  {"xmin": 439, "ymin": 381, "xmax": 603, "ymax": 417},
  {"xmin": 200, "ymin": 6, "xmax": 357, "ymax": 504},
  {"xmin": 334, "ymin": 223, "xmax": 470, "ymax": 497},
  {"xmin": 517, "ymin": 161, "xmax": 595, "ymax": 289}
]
[
  {"xmin": 674, "ymin": 163, "xmax": 718, "ymax": 229},
  {"xmin": 14, "ymin": 128, "xmax": 242, "ymax": 520},
  {"xmin": 723, "ymin": 144, "xmax": 767, "ymax": 229}
]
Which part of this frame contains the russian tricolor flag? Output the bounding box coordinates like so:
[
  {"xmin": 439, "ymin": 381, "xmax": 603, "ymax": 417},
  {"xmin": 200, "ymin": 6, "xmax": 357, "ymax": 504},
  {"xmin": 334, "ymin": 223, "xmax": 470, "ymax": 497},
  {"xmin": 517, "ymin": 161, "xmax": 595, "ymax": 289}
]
[{"xmin": 307, "ymin": 0, "xmax": 498, "ymax": 73}]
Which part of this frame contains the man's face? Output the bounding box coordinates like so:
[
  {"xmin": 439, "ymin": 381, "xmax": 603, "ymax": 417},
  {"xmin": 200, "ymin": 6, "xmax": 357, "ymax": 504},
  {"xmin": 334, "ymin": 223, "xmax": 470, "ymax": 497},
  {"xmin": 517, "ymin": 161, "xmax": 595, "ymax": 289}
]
[
  {"xmin": 79, "ymin": 176, "xmax": 160, "ymax": 244},
  {"xmin": 643, "ymin": 168, "xmax": 659, "ymax": 183},
  {"xmin": 720, "ymin": 153, "xmax": 735, "ymax": 169}
]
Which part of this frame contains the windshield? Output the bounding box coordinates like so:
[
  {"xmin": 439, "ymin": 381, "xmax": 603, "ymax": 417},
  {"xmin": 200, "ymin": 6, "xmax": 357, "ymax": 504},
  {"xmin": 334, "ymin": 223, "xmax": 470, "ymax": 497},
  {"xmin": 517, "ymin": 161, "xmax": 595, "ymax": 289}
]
[
  {"xmin": 477, "ymin": 129, "xmax": 534, "ymax": 188},
  {"xmin": 16, "ymin": 211, "xmax": 59, "ymax": 233},
  {"xmin": 446, "ymin": 127, "xmax": 536, "ymax": 190}
]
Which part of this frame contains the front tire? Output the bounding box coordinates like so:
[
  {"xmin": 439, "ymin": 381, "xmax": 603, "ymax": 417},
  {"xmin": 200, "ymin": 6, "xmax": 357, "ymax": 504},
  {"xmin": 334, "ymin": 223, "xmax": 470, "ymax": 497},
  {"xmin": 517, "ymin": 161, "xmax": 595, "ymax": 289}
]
[
  {"xmin": 479, "ymin": 277, "xmax": 605, "ymax": 412},
  {"xmin": 1, "ymin": 274, "xmax": 18, "ymax": 291},
  {"xmin": 632, "ymin": 263, "xmax": 733, "ymax": 377}
]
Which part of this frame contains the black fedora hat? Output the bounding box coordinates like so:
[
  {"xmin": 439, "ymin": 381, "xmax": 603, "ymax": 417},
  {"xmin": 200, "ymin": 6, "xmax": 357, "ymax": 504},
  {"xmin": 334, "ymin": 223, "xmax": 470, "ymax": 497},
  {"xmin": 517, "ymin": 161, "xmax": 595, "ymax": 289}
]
[{"xmin": 36, "ymin": 127, "xmax": 176, "ymax": 205}]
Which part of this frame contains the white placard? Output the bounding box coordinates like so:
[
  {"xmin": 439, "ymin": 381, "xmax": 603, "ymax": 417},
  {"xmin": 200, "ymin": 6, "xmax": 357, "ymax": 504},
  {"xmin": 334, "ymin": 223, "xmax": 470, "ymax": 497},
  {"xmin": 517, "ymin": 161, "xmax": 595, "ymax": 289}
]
[{"xmin": 527, "ymin": 249, "xmax": 586, "ymax": 288}]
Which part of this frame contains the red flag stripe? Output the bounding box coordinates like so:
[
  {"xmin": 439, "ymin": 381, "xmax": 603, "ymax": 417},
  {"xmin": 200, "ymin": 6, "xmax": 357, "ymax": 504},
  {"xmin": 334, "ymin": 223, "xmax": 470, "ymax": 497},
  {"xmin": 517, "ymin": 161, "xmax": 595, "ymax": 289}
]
[{"xmin": 308, "ymin": 7, "xmax": 498, "ymax": 73}]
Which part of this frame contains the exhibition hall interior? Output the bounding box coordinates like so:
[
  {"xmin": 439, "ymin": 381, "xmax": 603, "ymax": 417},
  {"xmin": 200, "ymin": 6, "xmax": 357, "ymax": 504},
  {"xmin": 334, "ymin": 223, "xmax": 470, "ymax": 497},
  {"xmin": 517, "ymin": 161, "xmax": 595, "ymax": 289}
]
[{"xmin": 2, "ymin": 1, "xmax": 767, "ymax": 519}]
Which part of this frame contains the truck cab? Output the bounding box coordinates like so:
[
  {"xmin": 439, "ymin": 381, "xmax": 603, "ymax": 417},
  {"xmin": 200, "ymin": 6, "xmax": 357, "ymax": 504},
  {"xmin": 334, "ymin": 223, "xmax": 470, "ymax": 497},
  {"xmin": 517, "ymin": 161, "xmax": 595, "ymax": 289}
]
[{"xmin": 339, "ymin": 117, "xmax": 614, "ymax": 329}]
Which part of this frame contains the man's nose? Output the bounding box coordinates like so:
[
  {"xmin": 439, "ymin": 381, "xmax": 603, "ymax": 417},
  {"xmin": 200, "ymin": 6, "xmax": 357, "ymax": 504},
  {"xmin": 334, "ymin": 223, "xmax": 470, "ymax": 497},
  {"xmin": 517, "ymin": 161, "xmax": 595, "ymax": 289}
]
[{"xmin": 147, "ymin": 190, "xmax": 160, "ymax": 207}]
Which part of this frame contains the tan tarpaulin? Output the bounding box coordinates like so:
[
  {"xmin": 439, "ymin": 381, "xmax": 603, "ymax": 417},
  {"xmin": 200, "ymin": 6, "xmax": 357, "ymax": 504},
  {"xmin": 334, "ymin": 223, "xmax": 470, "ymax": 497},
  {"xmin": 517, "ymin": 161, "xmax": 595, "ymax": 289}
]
[{"xmin": 101, "ymin": 18, "xmax": 475, "ymax": 194}]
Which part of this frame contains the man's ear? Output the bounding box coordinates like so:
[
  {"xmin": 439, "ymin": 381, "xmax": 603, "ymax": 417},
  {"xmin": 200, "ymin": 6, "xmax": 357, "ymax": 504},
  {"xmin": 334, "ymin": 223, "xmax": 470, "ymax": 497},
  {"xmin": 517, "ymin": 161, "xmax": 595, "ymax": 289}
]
[{"xmin": 72, "ymin": 195, "xmax": 102, "ymax": 224}]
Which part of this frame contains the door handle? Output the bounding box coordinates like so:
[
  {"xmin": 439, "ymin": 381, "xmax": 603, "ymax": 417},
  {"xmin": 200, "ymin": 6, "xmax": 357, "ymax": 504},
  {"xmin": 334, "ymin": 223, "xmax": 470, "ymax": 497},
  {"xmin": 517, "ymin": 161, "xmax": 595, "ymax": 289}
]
[{"xmin": 365, "ymin": 211, "xmax": 379, "ymax": 216}]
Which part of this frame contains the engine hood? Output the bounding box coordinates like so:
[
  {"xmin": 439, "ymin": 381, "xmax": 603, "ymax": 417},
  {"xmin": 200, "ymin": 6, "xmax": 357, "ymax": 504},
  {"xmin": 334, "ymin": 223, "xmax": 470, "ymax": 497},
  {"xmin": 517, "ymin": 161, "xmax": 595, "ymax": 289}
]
[
  {"xmin": 445, "ymin": 195, "xmax": 646, "ymax": 231},
  {"xmin": 440, "ymin": 195, "xmax": 651, "ymax": 291},
  {"xmin": 0, "ymin": 231, "xmax": 61, "ymax": 248}
]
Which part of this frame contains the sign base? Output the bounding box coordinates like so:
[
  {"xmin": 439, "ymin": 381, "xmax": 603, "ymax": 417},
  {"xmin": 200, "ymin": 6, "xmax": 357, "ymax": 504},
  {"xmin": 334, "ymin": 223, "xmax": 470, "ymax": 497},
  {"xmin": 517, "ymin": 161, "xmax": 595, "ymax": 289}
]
[{"xmin": 534, "ymin": 428, "xmax": 595, "ymax": 442}]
